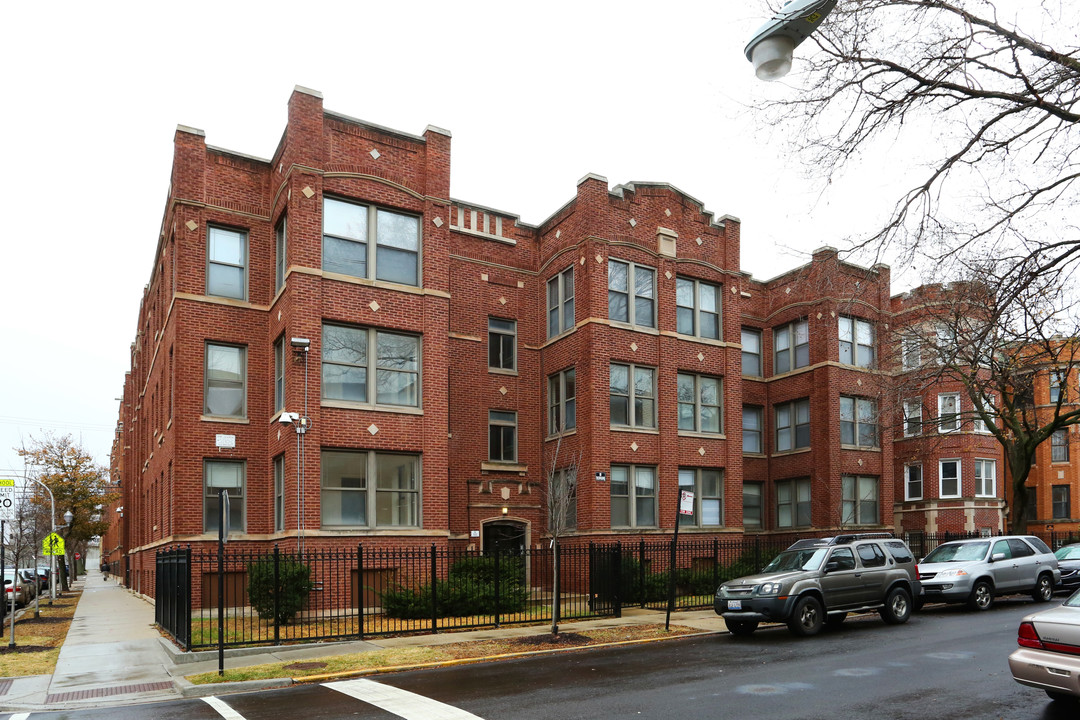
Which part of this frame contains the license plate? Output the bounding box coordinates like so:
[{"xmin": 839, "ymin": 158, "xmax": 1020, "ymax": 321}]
[{"xmin": 728, "ymin": 600, "xmax": 742, "ymax": 610}]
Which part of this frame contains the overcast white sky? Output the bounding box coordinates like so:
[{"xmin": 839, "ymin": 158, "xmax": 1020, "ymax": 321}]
[{"xmin": 0, "ymin": 0, "xmax": 916, "ymax": 479}]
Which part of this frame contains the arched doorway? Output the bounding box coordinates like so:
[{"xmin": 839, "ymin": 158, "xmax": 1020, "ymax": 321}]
[{"xmin": 482, "ymin": 520, "xmax": 527, "ymax": 555}]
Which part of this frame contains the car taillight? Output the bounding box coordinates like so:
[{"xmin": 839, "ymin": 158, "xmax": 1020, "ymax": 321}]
[{"xmin": 1018, "ymin": 622, "xmax": 1044, "ymax": 649}]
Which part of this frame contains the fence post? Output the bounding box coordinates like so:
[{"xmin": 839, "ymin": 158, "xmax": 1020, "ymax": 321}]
[
  {"xmin": 184, "ymin": 545, "xmax": 192, "ymax": 651},
  {"xmin": 273, "ymin": 546, "xmax": 280, "ymax": 646},
  {"xmin": 554, "ymin": 542, "xmax": 561, "ymax": 628},
  {"xmin": 494, "ymin": 542, "xmax": 501, "ymax": 629},
  {"xmin": 357, "ymin": 544, "xmax": 365, "ymax": 640},
  {"xmin": 713, "ymin": 537, "xmax": 719, "ymax": 591},
  {"xmin": 638, "ymin": 539, "xmax": 646, "ymax": 608},
  {"xmin": 430, "ymin": 545, "xmax": 438, "ymax": 634},
  {"xmin": 614, "ymin": 543, "xmax": 623, "ymax": 619}
]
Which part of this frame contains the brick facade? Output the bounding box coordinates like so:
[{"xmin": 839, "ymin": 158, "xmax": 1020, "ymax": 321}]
[{"xmin": 110, "ymin": 88, "xmax": 1014, "ymax": 595}]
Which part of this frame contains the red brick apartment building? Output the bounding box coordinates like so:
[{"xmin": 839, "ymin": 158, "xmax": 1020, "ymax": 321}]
[{"xmin": 112, "ymin": 87, "xmax": 1023, "ymax": 594}]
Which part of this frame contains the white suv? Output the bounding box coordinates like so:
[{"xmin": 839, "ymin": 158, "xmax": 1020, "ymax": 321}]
[{"xmin": 918, "ymin": 536, "xmax": 1059, "ymax": 611}]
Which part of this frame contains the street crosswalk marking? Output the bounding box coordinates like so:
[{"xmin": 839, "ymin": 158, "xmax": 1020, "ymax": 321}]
[
  {"xmin": 202, "ymin": 695, "xmax": 248, "ymax": 720},
  {"xmin": 8, "ymin": 713, "xmax": 29, "ymax": 720},
  {"xmin": 325, "ymin": 677, "xmax": 485, "ymax": 720}
]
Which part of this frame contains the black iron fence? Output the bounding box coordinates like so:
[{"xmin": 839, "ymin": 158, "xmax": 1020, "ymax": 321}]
[{"xmin": 155, "ymin": 536, "xmax": 794, "ymax": 650}]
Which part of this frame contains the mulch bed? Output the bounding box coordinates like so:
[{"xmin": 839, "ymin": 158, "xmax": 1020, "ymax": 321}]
[
  {"xmin": 508, "ymin": 632, "xmax": 591, "ymax": 648},
  {"xmin": 0, "ymin": 645, "xmax": 53, "ymax": 654}
]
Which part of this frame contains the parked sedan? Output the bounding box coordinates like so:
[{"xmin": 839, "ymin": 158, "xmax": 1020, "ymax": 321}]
[
  {"xmin": 918, "ymin": 536, "xmax": 1059, "ymax": 610},
  {"xmin": 1010, "ymin": 587, "xmax": 1080, "ymax": 704},
  {"xmin": 1055, "ymin": 544, "xmax": 1080, "ymax": 593},
  {"xmin": 3, "ymin": 570, "xmax": 31, "ymax": 607}
]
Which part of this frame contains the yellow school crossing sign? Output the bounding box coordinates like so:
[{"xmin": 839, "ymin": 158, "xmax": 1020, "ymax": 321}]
[{"xmin": 43, "ymin": 532, "xmax": 65, "ymax": 556}]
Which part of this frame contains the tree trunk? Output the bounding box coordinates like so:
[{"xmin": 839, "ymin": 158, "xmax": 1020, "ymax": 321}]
[{"xmin": 1007, "ymin": 443, "xmax": 1034, "ymax": 534}]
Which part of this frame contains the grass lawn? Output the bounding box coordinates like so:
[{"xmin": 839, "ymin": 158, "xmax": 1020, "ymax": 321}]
[
  {"xmin": 0, "ymin": 589, "xmax": 80, "ymax": 677},
  {"xmin": 186, "ymin": 623, "xmax": 702, "ymax": 685}
]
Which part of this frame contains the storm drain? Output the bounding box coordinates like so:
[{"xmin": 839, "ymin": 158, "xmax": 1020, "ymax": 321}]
[{"xmin": 46, "ymin": 681, "xmax": 174, "ymax": 704}]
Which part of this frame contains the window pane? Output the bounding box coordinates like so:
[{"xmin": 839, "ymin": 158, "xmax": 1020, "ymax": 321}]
[
  {"xmin": 676, "ymin": 278, "xmax": 693, "ymax": 308},
  {"xmin": 376, "ymin": 210, "xmax": 419, "ymax": 250},
  {"xmin": 323, "ymin": 235, "xmax": 367, "ymax": 277},
  {"xmin": 324, "ymin": 325, "xmax": 368, "ymax": 365},
  {"xmin": 207, "ymin": 264, "xmax": 244, "ymax": 298},
  {"xmin": 701, "ymin": 406, "xmax": 720, "ymax": 433},
  {"xmin": 608, "ymin": 260, "xmax": 628, "ymax": 291},
  {"xmin": 701, "ymin": 312, "xmax": 720, "ymax": 339},
  {"xmin": 610, "ymin": 364, "xmax": 628, "ymax": 394},
  {"xmin": 375, "ymin": 245, "xmax": 418, "ymax": 285},
  {"xmin": 635, "ymin": 268, "xmax": 655, "ymax": 298},
  {"xmin": 677, "ymin": 306, "xmax": 694, "ymax": 335},
  {"xmin": 323, "ymin": 365, "xmax": 367, "ymax": 402},
  {"xmin": 700, "ymin": 284, "xmax": 717, "ymax": 313},
  {"xmin": 209, "ymin": 227, "xmax": 245, "ymax": 265},
  {"xmin": 324, "ymin": 198, "xmax": 367, "ymax": 240},
  {"xmin": 609, "ymin": 291, "xmax": 629, "ymax": 322},
  {"xmin": 635, "ymin": 296, "xmax": 655, "ymax": 328}
]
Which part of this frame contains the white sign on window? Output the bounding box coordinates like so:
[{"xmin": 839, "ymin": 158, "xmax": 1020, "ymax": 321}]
[{"xmin": 679, "ymin": 490, "xmax": 695, "ymax": 516}]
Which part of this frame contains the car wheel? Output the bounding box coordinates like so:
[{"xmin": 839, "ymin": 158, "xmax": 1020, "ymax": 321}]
[
  {"xmin": 1046, "ymin": 690, "xmax": 1078, "ymax": 703},
  {"xmin": 787, "ymin": 595, "xmax": 824, "ymax": 637},
  {"xmin": 879, "ymin": 587, "xmax": 912, "ymax": 625},
  {"xmin": 825, "ymin": 612, "xmax": 847, "ymax": 629},
  {"xmin": 967, "ymin": 580, "xmax": 993, "ymax": 611},
  {"xmin": 726, "ymin": 619, "xmax": 758, "ymax": 636},
  {"xmin": 1032, "ymin": 574, "xmax": 1054, "ymax": 603}
]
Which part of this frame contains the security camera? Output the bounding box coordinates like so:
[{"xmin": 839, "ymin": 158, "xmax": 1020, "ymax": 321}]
[
  {"xmin": 290, "ymin": 337, "xmax": 310, "ymax": 349},
  {"xmin": 744, "ymin": 0, "xmax": 837, "ymax": 81}
]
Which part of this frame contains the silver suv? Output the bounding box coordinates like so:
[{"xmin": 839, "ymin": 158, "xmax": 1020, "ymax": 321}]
[
  {"xmin": 918, "ymin": 535, "xmax": 1059, "ymax": 611},
  {"xmin": 714, "ymin": 534, "xmax": 921, "ymax": 637}
]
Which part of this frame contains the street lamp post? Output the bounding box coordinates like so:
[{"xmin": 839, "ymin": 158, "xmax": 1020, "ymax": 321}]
[
  {"xmin": 26, "ymin": 477, "xmax": 58, "ymax": 606},
  {"xmin": 744, "ymin": 0, "xmax": 837, "ymax": 80}
]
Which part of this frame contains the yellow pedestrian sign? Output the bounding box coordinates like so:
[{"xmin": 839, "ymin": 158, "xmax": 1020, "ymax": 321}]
[{"xmin": 43, "ymin": 532, "xmax": 65, "ymax": 557}]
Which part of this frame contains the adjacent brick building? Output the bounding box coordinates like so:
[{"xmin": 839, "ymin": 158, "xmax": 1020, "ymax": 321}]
[{"xmin": 112, "ymin": 87, "xmax": 1024, "ymax": 594}]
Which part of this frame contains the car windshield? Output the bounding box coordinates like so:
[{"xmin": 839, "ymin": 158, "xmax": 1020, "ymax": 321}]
[
  {"xmin": 923, "ymin": 542, "xmax": 989, "ymax": 563},
  {"xmin": 1056, "ymin": 546, "xmax": 1080, "ymax": 561},
  {"xmin": 1065, "ymin": 589, "xmax": 1080, "ymax": 607},
  {"xmin": 762, "ymin": 548, "xmax": 828, "ymax": 573}
]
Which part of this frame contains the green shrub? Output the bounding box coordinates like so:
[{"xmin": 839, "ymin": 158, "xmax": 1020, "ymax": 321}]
[
  {"xmin": 246, "ymin": 557, "xmax": 314, "ymax": 625},
  {"xmin": 380, "ymin": 555, "xmax": 529, "ymax": 619}
]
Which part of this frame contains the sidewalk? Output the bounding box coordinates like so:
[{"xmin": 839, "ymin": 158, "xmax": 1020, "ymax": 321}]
[{"xmin": 0, "ymin": 567, "xmax": 727, "ymax": 711}]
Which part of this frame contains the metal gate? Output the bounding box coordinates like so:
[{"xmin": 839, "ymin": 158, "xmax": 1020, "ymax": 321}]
[
  {"xmin": 155, "ymin": 547, "xmax": 191, "ymax": 650},
  {"xmin": 589, "ymin": 542, "xmax": 622, "ymax": 617}
]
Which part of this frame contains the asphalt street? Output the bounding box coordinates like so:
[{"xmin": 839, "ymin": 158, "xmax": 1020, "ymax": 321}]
[{"xmin": 6, "ymin": 598, "xmax": 1079, "ymax": 720}]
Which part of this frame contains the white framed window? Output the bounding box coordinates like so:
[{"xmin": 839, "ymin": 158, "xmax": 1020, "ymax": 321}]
[
  {"xmin": 611, "ymin": 465, "xmax": 656, "ymax": 527},
  {"xmin": 903, "ymin": 399, "xmax": 922, "ymax": 437},
  {"xmin": 974, "ymin": 459, "xmax": 996, "ymax": 497},
  {"xmin": 547, "ymin": 266, "xmax": 575, "ymax": 338},
  {"xmin": 840, "ymin": 396, "xmax": 878, "ymax": 448},
  {"xmin": 207, "ymin": 226, "xmax": 247, "ymax": 299},
  {"xmin": 552, "ymin": 467, "xmax": 577, "ymax": 530},
  {"xmin": 609, "ymin": 259, "xmax": 656, "ymax": 328},
  {"xmin": 274, "ymin": 336, "xmax": 285, "ymax": 414},
  {"xmin": 742, "ymin": 405, "xmax": 763, "ymax": 454},
  {"xmin": 204, "ymin": 343, "xmax": 246, "ymax": 418},
  {"xmin": 775, "ymin": 399, "xmax": 810, "ymax": 452},
  {"xmin": 678, "ymin": 468, "xmax": 724, "ymax": 527},
  {"xmin": 939, "ymin": 458, "xmax": 961, "ymax": 498},
  {"xmin": 743, "ymin": 483, "xmax": 763, "ymax": 528},
  {"xmin": 548, "ymin": 368, "xmax": 576, "ymax": 435},
  {"xmin": 273, "ymin": 454, "xmax": 285, "ymax": 532},
  {"xmin": 488, "ymin": 317, "xmax": 516, "ymax": 371},
  {"xmin": 488, "ymin": 410, "xmax": 517, "ymax": 463},
  {"xmin": 610, "ymin": 363, "xmax": 656, "ymax": 429},
  {"xmin": 1051, "ymin": 369, "xmax": 1067, "ymax": 403},
  {"xmin": 676, "ymin": 277, "xmax": 721, "ymax": 340},
  {"xmin": 841, "ymin": 475, "xmax": 879, "ymax": 525},
  {"xmin": 1052, "ymin": 429, "xmax": 1070, "ymax": 463},
  {"xmin": 323, "ymin": 197, "xmax": 420, "ymax": 286},
  {"xmin": 901, "ymin": 335, "xmax": 921, "ymax": 371},
  {"xmin": 204, "ymin": 460, "xmax": 245, "ymax": 533},
  {"xmin": 839, "ymin": 316, "xmax": 875, "ymax": 368},
  {"xmin": 905, "ymin": 464, "xmax": 923, "ymax": 501},
  {"xmin": 741, "ymin": 328, "xmax": 762, "ymax": 377},
  {"xmin": 678, "ymin": 373, "xmax": 722, "ymax": 434},
  {"xmin": 938, "ymin": 393, "xmax": 960, "ymax": 433},
  {"xmin": 935, "ymin": 324, "xmax": 956, "ymax": 365},
  {"xmin": 321, "ymin": 450, "xmax": 420, "ymax": 528},
  {"xmin": 973, "ymin": 394, "xmax": 995, "ymax": 433},
  {"xmin": 275, "ymin": 216, "xmax": 287, "ymax": 292},
  {"xmin": 322, "ymin": 323, "xmax": 420, "ymax": 408},
  {"xmin": 774, "ymin": 320, "xmax": 809, "ymax": 374},
  {"xmin": 777, "ymin": 478, "xmax": 811, "ymax": 528}
]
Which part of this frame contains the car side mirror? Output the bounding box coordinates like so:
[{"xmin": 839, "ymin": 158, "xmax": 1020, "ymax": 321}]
[
  {"xmin": 824, "ymin": 560, "xmax": 840, "ymax": 573},
  {"xmin": 991, "ymin": 552, "xmax": 1006, "ymax": 562}
]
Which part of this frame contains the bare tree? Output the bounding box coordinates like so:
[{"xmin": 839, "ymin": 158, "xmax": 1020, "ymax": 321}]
[
  {"xmin": 760, "ymin": 0, "xmax": 1079, "ymax": 278},
  {"xmin": 543, "ymin": 433, "xmax": 580, "ymax": 636},
  {"xmin": 892, "ymin": 263, "xmax": 1080, "ymax": 531}
]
